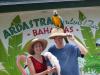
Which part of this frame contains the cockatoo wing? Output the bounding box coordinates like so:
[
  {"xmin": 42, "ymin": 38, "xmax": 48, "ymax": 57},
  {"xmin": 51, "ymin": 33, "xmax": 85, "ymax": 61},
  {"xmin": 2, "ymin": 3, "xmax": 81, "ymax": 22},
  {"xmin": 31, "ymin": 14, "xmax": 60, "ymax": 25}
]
[{"xmin": 43, "ymin": 52, "xmax": 61, "ymax": 75}]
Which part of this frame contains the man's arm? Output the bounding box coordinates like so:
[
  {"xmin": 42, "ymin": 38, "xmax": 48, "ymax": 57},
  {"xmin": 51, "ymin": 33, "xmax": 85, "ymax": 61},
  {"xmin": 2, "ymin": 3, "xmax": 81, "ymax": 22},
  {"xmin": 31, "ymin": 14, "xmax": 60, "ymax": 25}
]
[
  {"xmin": 66, "ymin": 33, "xmax": 88, "ymax": 55},
  {"xmin": 73, "ymin": 38, "xmax": 88, "ymax": 55}
]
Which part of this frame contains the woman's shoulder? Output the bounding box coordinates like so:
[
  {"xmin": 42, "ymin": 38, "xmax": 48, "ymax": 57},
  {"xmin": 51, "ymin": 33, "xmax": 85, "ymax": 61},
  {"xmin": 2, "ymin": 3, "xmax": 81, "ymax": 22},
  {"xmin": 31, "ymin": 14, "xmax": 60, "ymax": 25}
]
[{"xmin": 42, "ymin": 55, "xmax": 46, "ymax": 60}]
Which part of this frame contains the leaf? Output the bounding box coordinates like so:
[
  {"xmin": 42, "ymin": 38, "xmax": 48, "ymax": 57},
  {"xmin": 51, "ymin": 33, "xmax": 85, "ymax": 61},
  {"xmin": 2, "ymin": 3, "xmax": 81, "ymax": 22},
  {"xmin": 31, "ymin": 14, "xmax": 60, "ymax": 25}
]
[
  {"xmin": 11, "ymin": 15, "xmax": 21, "ymax": 26},
  {"xmin": 0, "ymin": 39, "xmax": 7, "ymax": 62},
  {"xmin": 0, "ymin": 70, "xmax": 9, "ymax": 75},
  {"xmin": 8, "ymin": 15, "xmax": 23, "ymax": 75},
  {"xmin": 0, "ymin": 15, "xmax": 23, "ymax": 75},
  {"xmin": 79, "ymin": 11, "xmax": 86, "ymax": 22},
  {"xmin": 80, "ymin": 26, "xmax": 100, "ymax": 73}
]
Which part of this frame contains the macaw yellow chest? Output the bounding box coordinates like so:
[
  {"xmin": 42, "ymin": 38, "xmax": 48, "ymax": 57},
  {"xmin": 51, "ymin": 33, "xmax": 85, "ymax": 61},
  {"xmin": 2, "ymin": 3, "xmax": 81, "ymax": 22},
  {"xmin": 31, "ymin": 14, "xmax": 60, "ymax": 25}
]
[{"xmin": 52, "ymin": 16, "xmax": 62, "ymax": 27}]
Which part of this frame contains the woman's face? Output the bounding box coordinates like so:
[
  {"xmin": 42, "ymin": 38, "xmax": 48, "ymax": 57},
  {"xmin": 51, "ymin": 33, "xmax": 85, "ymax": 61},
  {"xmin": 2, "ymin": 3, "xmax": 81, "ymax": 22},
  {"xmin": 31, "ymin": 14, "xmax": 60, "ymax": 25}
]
[{"xmin": 33, "ymin": 42, "xmax": 43, "ymax": 54}]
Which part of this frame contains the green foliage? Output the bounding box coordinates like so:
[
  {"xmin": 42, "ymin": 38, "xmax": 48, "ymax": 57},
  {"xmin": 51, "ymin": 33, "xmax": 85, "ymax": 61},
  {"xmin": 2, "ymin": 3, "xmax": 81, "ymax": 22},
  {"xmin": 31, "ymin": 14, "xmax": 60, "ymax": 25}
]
[
  {"xmin": 0, "ymin": 40, "xmax": 7, "ymax": 62},
  {"xmin": 0, "ymin": 15, "xmax": 24, "ymax": 75},
  {"xmin": 79, "ymin": 11, "xmax": 100, "ymax": 73}
]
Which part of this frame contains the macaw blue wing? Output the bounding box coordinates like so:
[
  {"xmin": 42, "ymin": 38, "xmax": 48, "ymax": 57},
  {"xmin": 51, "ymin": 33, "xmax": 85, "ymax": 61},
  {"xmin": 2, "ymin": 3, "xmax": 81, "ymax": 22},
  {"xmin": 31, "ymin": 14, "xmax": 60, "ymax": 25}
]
[{"xmin": 59, "ymin": 16, "xmax": 64, "ymax": 29}]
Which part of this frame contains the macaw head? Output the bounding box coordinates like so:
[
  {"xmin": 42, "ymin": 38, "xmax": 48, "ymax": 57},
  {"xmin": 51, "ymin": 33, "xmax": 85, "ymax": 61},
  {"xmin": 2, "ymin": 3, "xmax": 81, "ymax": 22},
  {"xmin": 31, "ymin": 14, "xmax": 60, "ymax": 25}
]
[{"xmin": 53, "ymin": 10, "xmax": 58, "ymax": 16}]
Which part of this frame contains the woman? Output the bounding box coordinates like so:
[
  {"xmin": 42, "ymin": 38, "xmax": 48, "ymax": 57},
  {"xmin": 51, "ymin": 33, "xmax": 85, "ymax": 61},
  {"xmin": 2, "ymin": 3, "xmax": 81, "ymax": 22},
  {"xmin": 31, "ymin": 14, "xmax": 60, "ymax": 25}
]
[{"xmin": 16, "ymin": 38, "xmax": 55, "ymax": 75}]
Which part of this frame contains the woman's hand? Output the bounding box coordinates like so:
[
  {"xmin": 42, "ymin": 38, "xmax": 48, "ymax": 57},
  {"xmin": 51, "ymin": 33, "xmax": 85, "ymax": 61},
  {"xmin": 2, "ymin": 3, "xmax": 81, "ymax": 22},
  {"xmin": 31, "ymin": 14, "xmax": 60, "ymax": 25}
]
[
  {"xmin": 46, "ymin": 66, "xmax": 56, "ymax": 74},
  {"xmin": 22, "ymin": 71, "xmax": 27, "ymax": 75}
]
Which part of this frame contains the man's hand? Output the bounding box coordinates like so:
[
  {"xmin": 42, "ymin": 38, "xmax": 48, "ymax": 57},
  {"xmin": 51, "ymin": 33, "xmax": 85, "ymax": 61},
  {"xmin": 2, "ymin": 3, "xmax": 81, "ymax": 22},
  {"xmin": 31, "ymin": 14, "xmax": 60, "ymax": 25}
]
[{"xmin": 66, "ymin": 33, "xmax": 75, "ymax": 41}]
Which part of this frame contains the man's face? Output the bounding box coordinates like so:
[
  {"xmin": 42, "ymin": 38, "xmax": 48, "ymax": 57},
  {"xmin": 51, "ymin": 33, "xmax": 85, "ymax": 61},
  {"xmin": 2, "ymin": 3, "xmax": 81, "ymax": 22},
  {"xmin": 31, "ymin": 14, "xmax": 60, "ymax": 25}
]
[{"xmin": 54, "ymin": 36, "xmax": 63, "ymax": 45}]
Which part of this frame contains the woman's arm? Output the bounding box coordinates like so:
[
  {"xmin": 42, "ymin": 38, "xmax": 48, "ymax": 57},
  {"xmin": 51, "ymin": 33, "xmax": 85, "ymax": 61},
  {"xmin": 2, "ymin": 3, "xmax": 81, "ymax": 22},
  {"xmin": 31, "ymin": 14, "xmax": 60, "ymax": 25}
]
[
  {"xmin": 16, "ymin": 55, "xmax": 27, "ymax": 75},
  {"xmin": 27, "ymin": 58, "xmax": 55, "ymax": 75}
]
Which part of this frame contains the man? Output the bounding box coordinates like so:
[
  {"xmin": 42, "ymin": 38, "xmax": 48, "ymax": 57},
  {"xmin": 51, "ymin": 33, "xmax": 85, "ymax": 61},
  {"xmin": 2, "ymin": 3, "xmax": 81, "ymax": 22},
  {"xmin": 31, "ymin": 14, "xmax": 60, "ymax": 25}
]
[{"xmin": 48, "ymin": 28, "xmax": 88, "ymax": 75}]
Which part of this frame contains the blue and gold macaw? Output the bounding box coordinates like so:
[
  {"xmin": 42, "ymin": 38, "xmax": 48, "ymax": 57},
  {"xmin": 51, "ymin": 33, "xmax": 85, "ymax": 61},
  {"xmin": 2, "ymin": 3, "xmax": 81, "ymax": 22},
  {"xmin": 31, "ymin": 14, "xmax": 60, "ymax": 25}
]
[
  {"xmin": 51, "ymin": 10, "xmax": 64, "ymax": 29},
  {"xmin": 51, "ymin": 10, "xmax": 68, "ymax": 43}
]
